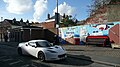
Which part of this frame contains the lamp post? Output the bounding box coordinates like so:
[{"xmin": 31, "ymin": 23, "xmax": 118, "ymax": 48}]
[
  {"xmin": 56, "ymin": 0, "xmax": 58, "ymax": 14},
  {"xmin": 56, "ymin": 0, "xmax": 59, "ymax": 45}
]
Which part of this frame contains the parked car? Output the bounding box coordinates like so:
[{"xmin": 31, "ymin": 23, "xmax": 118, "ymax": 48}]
[{"xmin": 17, "ymin": 40, "xmax": 67, "ymax": 61}]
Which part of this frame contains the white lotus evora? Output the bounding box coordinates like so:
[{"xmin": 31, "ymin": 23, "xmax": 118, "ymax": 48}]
[{"xmin": 17, "ymin": 40, "xmax": 67, "ymax": 61}]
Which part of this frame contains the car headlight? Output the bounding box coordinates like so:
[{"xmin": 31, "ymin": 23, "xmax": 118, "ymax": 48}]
[{"xmin": 47, "ymin": 50, "xmax": 57, "ymax": 53}]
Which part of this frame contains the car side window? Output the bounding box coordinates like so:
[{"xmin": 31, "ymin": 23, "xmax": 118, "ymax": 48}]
[
  {"xmin": 28, "ymin": 42, "xmax": 36, "ymax": 47},
  {"xmin": 36, "ymin": 42, "xmax": 41, "ymax": 47}
]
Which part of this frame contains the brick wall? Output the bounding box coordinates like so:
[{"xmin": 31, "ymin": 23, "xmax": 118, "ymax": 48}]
[
  {"xmin": 85, "ymin": 6, "xmax": 108, "ymax": 24},
  {"xmin": 109, "ymin": 24, "xmax": 120, "ymax": 44},
  {"xmin": 41, "ymin": 21, "xmax": 55, "ymax": 29},
  {"xmin": 85, "ymin": 5, "xmax": 120, "ymax": 24},
  {"xmin": 108, "ymin": 5, "xmax": 120, "ymax": 22}
]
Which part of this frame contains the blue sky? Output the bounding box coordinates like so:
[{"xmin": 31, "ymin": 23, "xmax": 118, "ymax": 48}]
[{"xmin": 0, "ymin": 0, "xmax": 92, "ymax": 22}]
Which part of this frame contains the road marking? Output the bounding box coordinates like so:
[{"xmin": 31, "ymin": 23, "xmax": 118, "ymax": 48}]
[
  {"xmin": 3, "ymin": 59, "xmax": 13, "ymax": 62},
  {"xmin": 0, "ymin": 56, "xmax": 7, "ymax": 61},
  {"xmin": 21, "ymin": 64, "xmax": 29, "ymax": 67},
  {"xmin": 31, "ymin": 63, "xmax": 37, "ymax": 67},
  {"xmin": 9, "ymin": 60, "xmax": 22, "ymax": 65}
]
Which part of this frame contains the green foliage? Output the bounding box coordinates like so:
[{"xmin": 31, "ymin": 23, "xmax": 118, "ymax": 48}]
[{"xmin": 61, "ymin": 15, "xmax": 77, "ymax": 27}]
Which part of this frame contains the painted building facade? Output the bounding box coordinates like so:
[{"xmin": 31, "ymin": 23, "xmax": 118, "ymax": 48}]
[{"xmin": 59, "ymin": 22, "xmax": 120, "ymax": 45}]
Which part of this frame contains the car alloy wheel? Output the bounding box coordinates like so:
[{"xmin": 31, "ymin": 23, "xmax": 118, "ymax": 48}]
[
  {"xmin": 18, "ymin": 48, "xmax": 23, "ymax": 55},
  {"xmin": 38, "ymin": 51, "xmax": 45, "ymax": 62}
]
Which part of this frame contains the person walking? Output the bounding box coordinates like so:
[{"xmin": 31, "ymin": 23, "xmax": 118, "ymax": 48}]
[
  {"xmin": 53, "ymin": 35, "xmax": 59, "ymax": 45},
  {"xmin": 4, "ymin": 34, "xmax": 8, "ymax": 42}
]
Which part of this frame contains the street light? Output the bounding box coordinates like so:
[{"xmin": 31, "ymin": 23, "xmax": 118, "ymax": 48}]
[
  {"xmin": 56, "ymin": 0, "xmax": 58, "ymax": 14},
  {"xmin": 55, "ymin": 0, "xmax": 59, "ymax": 26},
  {"xmin": 56, "ymin": 0, "xmax": 59, "ymax": 45}
]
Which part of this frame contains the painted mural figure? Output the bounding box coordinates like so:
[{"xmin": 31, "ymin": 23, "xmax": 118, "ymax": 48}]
[
  {"xmin": 92, "ymin": 24, "xmax": 110, "ymax": 31},
  {"xmin": 80, "ymin": 27, "xmax": 88, "ymax": 43}
]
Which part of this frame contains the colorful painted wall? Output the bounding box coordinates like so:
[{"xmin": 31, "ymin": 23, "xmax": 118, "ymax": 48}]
[{"xmin": 59, "ymin": 22, "xmax": 120, "ymax": 45}]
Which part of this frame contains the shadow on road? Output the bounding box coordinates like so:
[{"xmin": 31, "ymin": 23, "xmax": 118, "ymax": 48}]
[{"xmin": 45, "ymin": 55, "xmax": 94, "ymax": 66}]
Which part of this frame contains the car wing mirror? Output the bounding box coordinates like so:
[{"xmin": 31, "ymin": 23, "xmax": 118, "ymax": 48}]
[
  {"xmin": 26, "ymin": 44, "xmax": 28, "ymax": 46},
  {"xmin": 32, "ymin": 45, "xmax": 37, "ymax": 48}
]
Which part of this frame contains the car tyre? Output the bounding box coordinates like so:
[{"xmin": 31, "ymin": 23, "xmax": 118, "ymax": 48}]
[
  {"xmin": 38, "ymin": 51, "xmax": 45, "ymax": 62},
  {"xmin": 18, "ymin": 48, "xmax": 23, "ymax": 55}
]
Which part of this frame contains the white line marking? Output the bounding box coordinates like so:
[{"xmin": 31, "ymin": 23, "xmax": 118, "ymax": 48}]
[
  {"xmin": 3, "ymin": 59, "xmax": 13, "ymax": 62},
  {"xmin": 21, "ymin": 64, "xmax": 29, "ymax": 67},
  {"xmin": 31, "ymin": 63, "xmax": 37, "ymax": 67},
  {"xmin": 9, "ymin": 60, "xmax": 22, "ymax": 65},
  {"xmin": 0, "ymin": 56, "xmax": 7, "ymax": 61}
]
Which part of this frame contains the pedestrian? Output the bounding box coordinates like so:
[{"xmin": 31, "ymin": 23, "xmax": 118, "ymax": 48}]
[
  {"xmin": 53, "ymin": 35, "xmax": 59, "ymax": 45},
  {"xmin": 4, "ymin": 34, "xmax": 8, "ymax": 42}
]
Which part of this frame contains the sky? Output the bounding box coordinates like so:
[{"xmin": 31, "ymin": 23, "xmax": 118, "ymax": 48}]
[{"xmin": 0, "ymin": 0, "xmax": 92, "ymax": 22}]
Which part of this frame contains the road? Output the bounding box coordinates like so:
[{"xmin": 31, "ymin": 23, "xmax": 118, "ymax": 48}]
[{"xmin": 0, "ymin": 44, "xmax": 113, "ymax": 67}]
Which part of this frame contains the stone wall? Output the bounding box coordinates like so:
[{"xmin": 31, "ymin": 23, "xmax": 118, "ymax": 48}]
[{"xmin": 108, "ymin": 5, "xmax": 120, "ymax": 22}]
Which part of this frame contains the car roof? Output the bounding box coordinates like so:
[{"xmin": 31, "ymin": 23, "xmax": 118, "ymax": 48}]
[{"xmin": 28, "ymin": 40, "xmax": 47, "ymax": 42}]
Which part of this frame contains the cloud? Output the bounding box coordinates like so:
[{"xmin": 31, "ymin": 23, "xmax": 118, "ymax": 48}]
[
  {"xmin": 53, "ymin": 2, "xmax": 75, "ymax": 16},
  {"xmin": 33, "ymin": 0, "xmax": 48, "ymax": 22},
  {"xmin": 3, "ymin": 0, "xmax": 33, "ymax": 14}
]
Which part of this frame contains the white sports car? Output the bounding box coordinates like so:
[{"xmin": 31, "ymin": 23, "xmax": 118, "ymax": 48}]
[{"xmin": 17, "ymin": 40, "xmax": 67, "ymax": 61}]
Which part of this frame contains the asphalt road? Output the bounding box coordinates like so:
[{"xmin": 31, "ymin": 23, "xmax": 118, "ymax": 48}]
[{"xmin": 0, "ymin": 44, "xmax": 114, "ymax": 67}]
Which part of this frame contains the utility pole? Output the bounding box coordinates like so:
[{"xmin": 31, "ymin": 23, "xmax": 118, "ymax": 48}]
[
  {"xmin": 57, "ymin": 0, "xmax": 58, "ymax": 14},
  {"xmin": 56, "ymin": 0, "xmax": 59, "ymax": 45}
]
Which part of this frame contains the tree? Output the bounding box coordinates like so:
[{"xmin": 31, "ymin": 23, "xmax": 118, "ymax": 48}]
[
  {"xmin": 61, "ymin": 15, "xmax": 77, "ymax": 27},
  {"xmin": 63, "ymin": 13, "xmax": 66, "ymax": 18},
  {"xmin": 88, "ymin": 0, "xmax": 111, "ymax": 15},
  {"xmin": 88, "ymin": 0, "xmax": 120, "ymax": 22}
]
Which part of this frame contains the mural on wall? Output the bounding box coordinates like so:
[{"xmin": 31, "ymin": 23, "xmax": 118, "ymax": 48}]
[{"xmin": 59, "ymin": 22, "xmax": 120, "ymax": 44}]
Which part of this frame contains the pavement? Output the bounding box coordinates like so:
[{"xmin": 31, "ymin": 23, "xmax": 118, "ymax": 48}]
[
  {"xmin": 0, "ymin": 42, "xmax": 120, "ymax": 67},
  {"xmin": 63, "ymin": 45, "xmax": 120, "ymax": 67}
]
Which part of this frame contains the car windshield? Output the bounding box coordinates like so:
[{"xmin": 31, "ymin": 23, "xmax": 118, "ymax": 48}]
[{"xmin": 35, "ymin": 41, "xmax": 53, "ymax": 47}]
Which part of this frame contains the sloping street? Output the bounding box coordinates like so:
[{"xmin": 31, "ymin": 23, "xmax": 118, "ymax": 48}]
[{"xmin": 0, "ymin": 42, "xmax": 119, "ymax": 67}]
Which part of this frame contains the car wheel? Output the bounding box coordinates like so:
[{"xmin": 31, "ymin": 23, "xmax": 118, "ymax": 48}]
[
  {"xmin": 38, "ymin": 51, "xmax": 45, "ymax": 62},
  {"xmin": 18, "ymin": 48, "xmax": 23, "ymax": 55}
]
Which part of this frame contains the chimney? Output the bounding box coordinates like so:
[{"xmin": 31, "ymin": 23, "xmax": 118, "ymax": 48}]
[
  {"xmin": 1, "ymin": 17, "xmax": 3, "ymax": 22},
  {"xmin": 48, "ymin": 13, "xmax": 50, "ymax": 19}
]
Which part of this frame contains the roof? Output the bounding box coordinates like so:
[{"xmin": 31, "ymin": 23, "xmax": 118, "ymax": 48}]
[{"xmin": 4, "ymin": 19, "xmax": 28, "ymax": 26}]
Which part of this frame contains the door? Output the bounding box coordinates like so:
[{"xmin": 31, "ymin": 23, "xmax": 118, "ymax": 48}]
[{"xmin": 26, "ymin": 42, "xmax": 38, "ymax": 57}]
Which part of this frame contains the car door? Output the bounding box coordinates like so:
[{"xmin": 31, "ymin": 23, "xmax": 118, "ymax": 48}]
[{"xmin": 26, "ymin": 42, "xmax": 38, "ymax": 57}]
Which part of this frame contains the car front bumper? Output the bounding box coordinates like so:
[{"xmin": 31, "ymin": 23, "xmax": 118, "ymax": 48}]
[{"xmin": 45, "ymin": 53, "xmax": 67, "ymax": 61}]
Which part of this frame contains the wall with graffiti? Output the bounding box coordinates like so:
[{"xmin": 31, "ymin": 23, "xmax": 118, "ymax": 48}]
[{"xmin": 59, "ymin": 22, "xmax": 120, "ymax": 45}]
